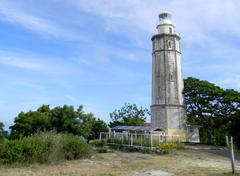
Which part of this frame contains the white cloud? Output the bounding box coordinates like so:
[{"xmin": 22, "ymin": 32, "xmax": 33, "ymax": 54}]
[
  {"xmin": 1, "ymin": 0, "xmax": 240, "ymax": 46},
  {"xmin": 0, "ymin": 1, "xmax": 86, "ymax": 41},
  {"xmin": 65, "ymin": 0, "xmax": 240, "ymax": 45},
  {"xmin": 0, "ymin": 1, "xmax": 239, "ymax": 76},
  {"xmin": 0, "ymin": 100, "xmax": 6, "ymax": 107},
  {"xmin": 215, "ymin": 74, "xmax": 240, "ymax": 90},
  {"xmin": 0, "ymin": 50, "xmax": 81, "ymax": 78},
  {"xmin": 0, "ymin": 50, "xmax": 42, "ymax": 70}
]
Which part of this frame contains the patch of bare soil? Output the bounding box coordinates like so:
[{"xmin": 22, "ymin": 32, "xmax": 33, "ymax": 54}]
[{"xmin": 0, "ymin": 149, "xmax": 239, "ymax": 176}]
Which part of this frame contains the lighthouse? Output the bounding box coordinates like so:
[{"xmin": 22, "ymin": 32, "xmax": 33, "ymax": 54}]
[{"xmin": 151, "ymin": 12, "xmax": 187, "ymax": 138}]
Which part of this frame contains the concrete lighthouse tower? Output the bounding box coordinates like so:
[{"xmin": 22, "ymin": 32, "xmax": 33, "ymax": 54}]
[{"xmin": 151, "ymin": 12, "xmax": 187, "ymax": 138}]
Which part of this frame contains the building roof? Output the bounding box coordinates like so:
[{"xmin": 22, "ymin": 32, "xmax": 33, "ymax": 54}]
[{"xmin": 111, "ymin": 125, "xmax": 162, "ymax": 132}]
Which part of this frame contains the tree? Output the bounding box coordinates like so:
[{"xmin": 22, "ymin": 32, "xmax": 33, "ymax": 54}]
[
  {"xmin": 10, "ymin": 104, "xmax": 108, "ymax": 140},
  {"xmin": 109, "ymin": 103, "xmax": 150, "ymax": 128},
  {"xmin": 0, "ymin": 122, "xmax": 8, "ymax": 142},
  {"xmin": 10, "ymin": 105, "xmax": 52, "ymax": 139},
  {"xmin": 184, "ymin": 77, "xmax": 240, "ymax": 144},
  {"xmin": 90, "ymin": 119, "xmax": 109, "ymax": 140},
  {"xmin": 230, "ymin": 110, "xmax": 240, "ymax": 148},
  {"xmin": 51, "ymin": 105, "xmax": 80, "ymax": 134},
  {"xmin": 76, "ymin": 106, "xmax": 108, "ymax": 140}
]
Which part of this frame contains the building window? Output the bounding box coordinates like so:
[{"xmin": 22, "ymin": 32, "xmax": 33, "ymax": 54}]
[
  {"xmin": 168, "ymin": 40, "xmax": 172, "ymax": 48},
  {"xmin": 169, "ymin": 63, "xmax": 174, "ymax": 82},
  {"xmin": 169, "ymin": 27, "xmax": 172, "ymax": 34}
]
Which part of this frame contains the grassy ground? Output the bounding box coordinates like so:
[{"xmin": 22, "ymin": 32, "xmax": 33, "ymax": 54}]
[{"xmin": 0, "ymin": 149, "xmax": 239, "ymax": 176}]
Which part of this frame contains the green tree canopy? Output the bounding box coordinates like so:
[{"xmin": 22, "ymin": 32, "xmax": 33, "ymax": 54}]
[
  {"xmin": 230, "ymin": 110, "xmax": 240, "ymax": 148},
  {"xmin": 10, "ymin": 104, "xmax": 108, "ymax": 140},
  {"xmin": 109, "ymin": 103, "xmax": 150, "ymax": 128},
  {"xmin": 184, "ymin": 77, "xmax": 240, "ymax": 144},
  {"xmin": 0, "ymin": 122, "xmax": 8, "ymax": 142}
]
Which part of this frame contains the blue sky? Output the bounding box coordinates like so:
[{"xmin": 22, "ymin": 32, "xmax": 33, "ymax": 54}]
[{"xmin": 1, "ymin": 0, "xmax": 240, "ymax": 129}]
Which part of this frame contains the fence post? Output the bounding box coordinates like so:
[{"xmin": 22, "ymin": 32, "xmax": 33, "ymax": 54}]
[
  {"xmin": 230, "ymin": 136, "xmax": 236, "ymax": 174},
  {"xmin": 99, "ymin": 132, "xmax": 102, "ymax": 140},
  {"xmin": 226, "ymin": 136, "xmax": 236, "ymax": 174},
  {"xmin": 106, "ymin": 132, "xmax": 108, "ymax": 142},
  {"xmin": 128, "ymin": 134, "xmax": 130, "ymax": 145},
  {"xmin": 130, "ymin": 134, "xmax": 133, "ymax": 146},
  {"xmin": 150, "ymin": 133, "xmax": 153, "ymax": 149},
  {"xmin": 225, "ymin": 136, "xmax": 229, "ymax": 147}
]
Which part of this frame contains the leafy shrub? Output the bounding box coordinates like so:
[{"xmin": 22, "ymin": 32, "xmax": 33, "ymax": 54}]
[
  {"xmin": 90, "ymin": 139, "xmax": 105, "ymax": 147},
  {"xmin": 96, "ymin": 147, "xmax": 108, "ymax": 153},
  {"xmin": 0, "ymin": 132, "xmax": 92, "ymax": 164},
  {"xmin": 156, "ymin": 142, "xmax": 184, "ymax": 153},
  {"xmin": 111, "ymin": 143, "xmax": 123, "ymax": 150},
  {"xmin": 0, "ymin": 135, "xmax": 50, "ymax": 164},
  {"xmin": 62, "ymin": 134, "xmax": 92, "ymax": 160}
]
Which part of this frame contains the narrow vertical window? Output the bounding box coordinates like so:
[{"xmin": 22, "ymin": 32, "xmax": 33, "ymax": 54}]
[
  {"xmin": 169, "ymin": 27, "xmax": 172, "ymax": 34},
  {"xmin": 168, "ymin": 41, "xmax": 172, "ymax": 48},
  {"xmin": 158, "ymin": 86, "xmax": 160, "ymax": 97},
  {"xmin": 170, "ymin": 63, "xmax": 174, "ymax": 82}
]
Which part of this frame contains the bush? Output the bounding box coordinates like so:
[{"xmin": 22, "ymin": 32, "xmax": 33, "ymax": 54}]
[
  {"xmin": 62, "ymin": 134, "xmax": 92, "ymax": 160},
  {"xmin": 0, "ymin": 132, "xmax": 92, "ymax": 164},
  {"xmin": 96, "ymin": 147, "xmax": 108, "ymax": 153},
  {"xmin": 111, "ymin": 143, "xmax": 124, "ymax": 150},
  {"xmin": 156, "ymin": 142, "xmax": 184, "ymax": 153},
  {"xmin": 90, "ymin": 139, "xmax": 105, "ymax": 147}
]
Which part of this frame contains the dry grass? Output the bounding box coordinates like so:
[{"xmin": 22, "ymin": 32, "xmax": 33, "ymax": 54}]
[{"xmin": 0, "ymin": 149, "xmax": 239, "ymax": 176}]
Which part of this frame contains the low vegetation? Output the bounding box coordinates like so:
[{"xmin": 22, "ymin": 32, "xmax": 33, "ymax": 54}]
[
  {"xmin": 0, "ymin": 132, "xmax": 92, "ymax": 164},
  {"xmin": 96, "ymin": 147, "xmax": 109, "ymax": 153},
  {"xmin": 156, "ymin": 142, "xmax": 185, "ymax": 154},
  {"xmin": 0, "ymin": 148, "xmax": 239, "ymax": 175},
  {"xmin": 90, "ymin": 139, "xmax": 106, "ymax": 147}
]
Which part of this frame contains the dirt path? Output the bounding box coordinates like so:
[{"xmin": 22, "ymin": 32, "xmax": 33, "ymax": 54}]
[
  {"xmin": 186, "ymin": 144, "xmax": 240, "ymax": 161},
  {"xmin": 0, "ymin": 149, "xmax": 239, "ymax": 176}
]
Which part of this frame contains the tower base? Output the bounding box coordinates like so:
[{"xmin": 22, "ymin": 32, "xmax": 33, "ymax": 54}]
[
  {"xmin": 151, "ymin": 104, "xmax": 186, "ymax": 130},
  {"xmin": 167, "ymin": 129, "xmax": 188, "ymax": 142}
]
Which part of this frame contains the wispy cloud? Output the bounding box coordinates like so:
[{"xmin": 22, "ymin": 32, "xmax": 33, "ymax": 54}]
[
  {"xmin": 1, "ymin": 0, "xmax": 240, "ymax": 46},
  {"xmin": 0, "ymin": 100, "xmax": 6, "ymax": 107},
  {"xmin": 215, "ymin": 74, "xmax": 240, "ymax": 89},
  {"xmin": 65, "ymin": 0, "xmax": 240, "ymax": 45},
  {"xmin": 0, "ymin": 50, "xmax": 82, "ymax": 79},
  {"xmin": 0, "ymin": 50, "xmax": 42, "ymax": 70},
  {"xmin": 0, "ymin": 1, "xmax": 86, "ymax": 41}
]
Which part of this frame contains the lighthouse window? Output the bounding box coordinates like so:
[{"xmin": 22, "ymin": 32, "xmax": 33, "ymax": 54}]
[
  {"xmin": 168, "ymin": 40, "xmax": 172, "ymax": 48},
  {"xmin": 169, "ymin": 63, "xmax": 174, "ymax": 82},
  {"xmin": 169, "ymin": 27, "xmax": 172, "ymax": 34}
]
